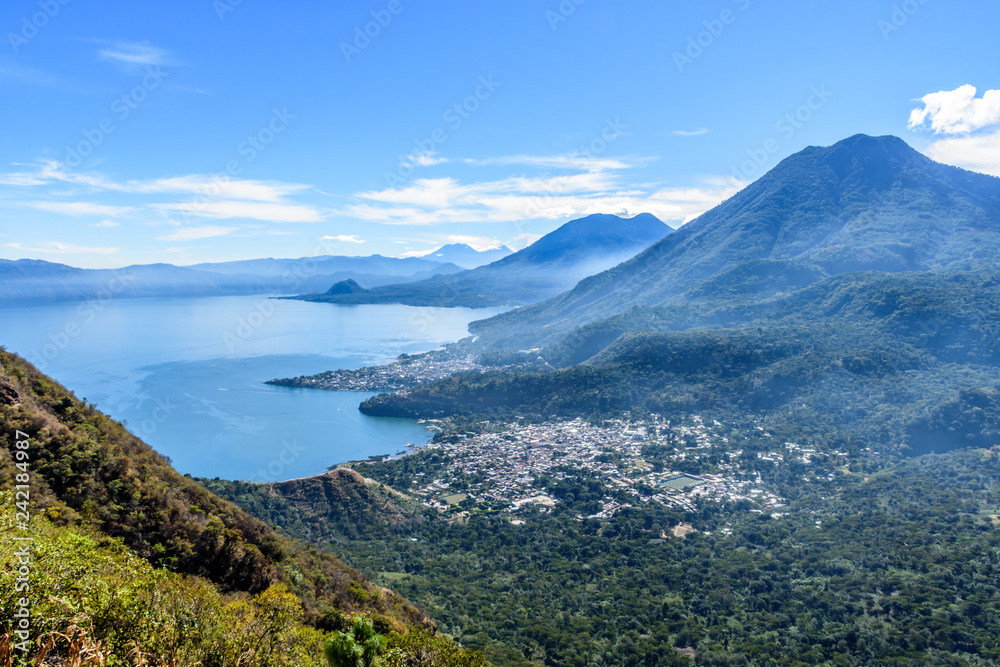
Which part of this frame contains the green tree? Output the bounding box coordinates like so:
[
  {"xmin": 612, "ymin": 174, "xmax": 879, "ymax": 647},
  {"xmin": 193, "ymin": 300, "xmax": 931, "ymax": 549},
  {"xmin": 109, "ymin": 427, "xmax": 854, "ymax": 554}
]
[{"xmin": 325, "ymin": 616, "xmax": 387, "ymax": 667}]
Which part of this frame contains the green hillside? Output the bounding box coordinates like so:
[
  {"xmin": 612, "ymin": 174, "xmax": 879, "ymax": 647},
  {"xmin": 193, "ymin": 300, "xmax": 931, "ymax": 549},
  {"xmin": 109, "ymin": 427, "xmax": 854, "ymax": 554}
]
[
  {"xmin": 0, "ymin": 348, "xmax": 487, "ymax": 666},
  {"xmin": 207, "ymin": 432, "xmax": 1000, "ymax": 666}
]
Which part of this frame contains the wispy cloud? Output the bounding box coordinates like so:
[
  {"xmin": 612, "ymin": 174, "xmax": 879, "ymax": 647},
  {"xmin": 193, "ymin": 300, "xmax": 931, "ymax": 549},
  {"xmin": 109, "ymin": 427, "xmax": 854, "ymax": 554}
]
[
  {"xmin": 672, "ymin": 128, "xmax": 709, "ymax": 137},
  {"xmin": 154, "ymin": 201, "xmax": 323, "ymax": 223},
  {"xmin": 0, "ymin": 161, "xmax": 323, "ymax": 223},
  {"xmin": 466, "ymin": 154, "xmax": 643, "ymax": 172},
  {"xmin": 97, "ymin": 41, "xmax": 175, "ymax": 68},
  {"xmin": 124, "ymin": 176, "xmax": 310, "ymax": 202},
  {"xmin": 909, "ymin": 85, "xmax": 1000, "ymax": 134},
  {"xmin": 320, "ymin": 234, "xmax": 365, "ymax": 244},
  {"xmin": 345, "ymin": 169, "xmax": 745, "ymax": 227},
  {"xmin": 93, "ymin": 220, "xmax": 119, "ymax": 228},
  {"xmin": 156, "ymin": 226, "xmax": 237, "ymax": 242},
  {"xmin": 5, "ymin": 241, "xmax": 120, "ymax": 255},
  {"xmin": 1, "ymin": 162, "xmax": 309, "ymax": 202},
  {"xmin": 405, "ymin": 150, "xmax": 449, "ymax": 167},
  {"xmin": 27, "ymin": 201, "xmax": 132, "ymax": 217},
  {"xmin": 0, "ymin": 60, "xmax": 60, "ymax": 87}
]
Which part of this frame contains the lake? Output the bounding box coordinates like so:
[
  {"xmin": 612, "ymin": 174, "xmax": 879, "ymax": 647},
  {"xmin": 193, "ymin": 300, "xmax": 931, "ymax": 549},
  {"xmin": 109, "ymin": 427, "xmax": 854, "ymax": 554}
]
[{"xmin": 0, "ymin": 296, "xmax": 505, "ymax": 481}]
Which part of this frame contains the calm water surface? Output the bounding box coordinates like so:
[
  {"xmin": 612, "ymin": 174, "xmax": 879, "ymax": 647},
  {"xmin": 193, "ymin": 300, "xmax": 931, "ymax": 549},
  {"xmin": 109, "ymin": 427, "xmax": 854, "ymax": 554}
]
[{"xmin": 0, "ymin": 296, "xmax": 504, "ymax": 481}]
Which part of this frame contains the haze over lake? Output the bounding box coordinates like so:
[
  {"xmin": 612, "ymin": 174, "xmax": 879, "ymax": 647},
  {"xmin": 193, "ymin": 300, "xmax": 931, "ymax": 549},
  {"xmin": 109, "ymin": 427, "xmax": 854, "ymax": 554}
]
[{"xmin": 0, "ymin": 296, "xmax": 505, "ymax": 481}]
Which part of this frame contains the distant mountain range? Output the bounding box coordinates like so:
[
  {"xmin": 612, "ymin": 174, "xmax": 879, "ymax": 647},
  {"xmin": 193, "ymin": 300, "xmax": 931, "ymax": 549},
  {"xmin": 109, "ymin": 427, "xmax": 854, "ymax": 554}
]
[
  {"xmin": 473, "ymin": 134, "xmax": 1000, "ymax": 343},
  {"xmin": 0, "ymin": 251, "xmax": 481, "ymax": 304},
  {"xmin": 292, "ymin": 213, "xmax": 672, "ymax": 307}
]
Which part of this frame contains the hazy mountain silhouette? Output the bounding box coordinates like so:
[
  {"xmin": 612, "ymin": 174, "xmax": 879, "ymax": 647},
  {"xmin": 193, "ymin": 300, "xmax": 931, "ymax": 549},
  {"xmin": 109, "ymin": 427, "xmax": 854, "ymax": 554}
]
[{"xmin": 294, "ymin": 213, "xmax": 671, "ymax": 307}]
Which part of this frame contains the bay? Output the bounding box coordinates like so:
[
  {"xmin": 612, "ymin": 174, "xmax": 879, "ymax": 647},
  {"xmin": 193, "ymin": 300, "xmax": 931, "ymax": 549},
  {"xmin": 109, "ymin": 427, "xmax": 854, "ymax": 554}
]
[{"xmin": 0, "ymin": 295, "xmax": 505, "ymax": 481}]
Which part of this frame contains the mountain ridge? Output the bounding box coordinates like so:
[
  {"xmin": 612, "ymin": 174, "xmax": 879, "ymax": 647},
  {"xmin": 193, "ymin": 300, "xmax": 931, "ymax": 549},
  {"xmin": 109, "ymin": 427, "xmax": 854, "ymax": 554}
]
[
  {"xmin": 292, "ymin": 213, "xmax": 672, "ymax": 308},
  {"xmin": 0, "ymin": 254, "xmax": 463, "ymax": 304},
  {"xmin": 471, "ymin": 134, "xmax": 1000, "ymax": 343}
]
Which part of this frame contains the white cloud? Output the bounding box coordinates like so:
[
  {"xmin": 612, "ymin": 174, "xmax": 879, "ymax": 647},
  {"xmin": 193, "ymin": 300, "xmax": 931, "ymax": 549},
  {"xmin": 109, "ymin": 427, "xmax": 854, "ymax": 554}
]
[
  {"xmin": 0, "ymin": 160, "xmax": 71, "ymax": 186},
  {"xmin": 28, "ymin": 201, "xmax": 132, "ymax": 217},
  {"xmin": 357, "ymin": 178, "xmax": 464, "ymax": 210},
  {"xmin": 1, "ymin": 163, "xmax": 311, "ymax": 202},
  {"xmin": 467, "ymin": 154, "xmax": 640, "ymax": 172},
  {"xmin": 923, "ymin": 129, "xmax": 1000, "ymax": 177},
  {"xmin": 342, "ymin": 148, "xmax": 741, "ymax": 228},
  {"xmin": 156, "ymin": 226, "xmax": 237, "ymax": 242},
  {"xmin": 123, "ymin": 176, "xmax": 311, "ymax": 202},
  {"xmin": 93, "ymin": 220, "xmax": 119, "ymax": 228},
  {"xmin": 345, "ymin": 174, "xmax": 745, "ymax": 228},
  {"xmin": 406, "ymin": 151, "xmax": 449, "ymax": 167},
  {"xmin": 98, "ymin": 41, "xmax": 174, "ymax": 67},
  {"xmin": 154, "ymin": 200, "xmax": 323, "ymax": 223},
  {"xmin": 672, "ymin": 128, "xmax": 709, "ymax": 137},
  {"xmin": 320, "ymin": 234, "xmax": 365, "ymax": 244},
  {"xmin": 909, "ymin": 85, "xmax": 1000, "ymax": 134},
  {"xmin": 0, "ymin": 162, "xmax": 324, "ymax": 224},
  {"xmin": 5, "ymin": 241, "xmax": 119, "ymax": 255}
]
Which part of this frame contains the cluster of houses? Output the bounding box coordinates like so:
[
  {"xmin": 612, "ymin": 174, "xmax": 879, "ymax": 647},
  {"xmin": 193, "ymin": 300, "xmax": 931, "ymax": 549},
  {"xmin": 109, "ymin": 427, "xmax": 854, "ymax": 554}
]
[{"xmin": 407, "ymin": 417, "xmax": 787, "ymax": 519}]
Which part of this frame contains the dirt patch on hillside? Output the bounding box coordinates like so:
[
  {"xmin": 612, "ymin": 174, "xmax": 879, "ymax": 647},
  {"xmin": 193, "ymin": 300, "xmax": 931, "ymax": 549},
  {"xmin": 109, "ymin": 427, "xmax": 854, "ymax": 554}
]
[{"xmin": 0, "ymin": 380, "xmax": 20, "ymax": 406}]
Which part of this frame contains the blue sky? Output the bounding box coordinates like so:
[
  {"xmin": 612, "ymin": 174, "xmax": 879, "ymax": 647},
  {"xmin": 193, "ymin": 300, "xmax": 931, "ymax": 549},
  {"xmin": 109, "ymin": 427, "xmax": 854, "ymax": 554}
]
[{"xmin": 1, "ymin": 0, "xmax": 998, "ymax": 268}]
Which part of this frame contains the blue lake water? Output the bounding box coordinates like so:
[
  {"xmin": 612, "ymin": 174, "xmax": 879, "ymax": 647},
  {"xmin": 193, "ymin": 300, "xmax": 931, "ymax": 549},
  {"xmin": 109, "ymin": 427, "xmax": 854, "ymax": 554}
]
[{"xmin": 0, "ymin": 296, "xmax": 505, "ymax": 481}]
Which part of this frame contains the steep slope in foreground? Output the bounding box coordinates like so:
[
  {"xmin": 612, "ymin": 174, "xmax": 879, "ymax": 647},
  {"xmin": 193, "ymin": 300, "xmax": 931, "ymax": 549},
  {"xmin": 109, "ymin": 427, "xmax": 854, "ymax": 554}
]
[
  {"xmin": 0, "ymin": 348, "xmax": 432, "ymax": 627},
  {"xmin": 295, "ymin": 213, "xmax": 671, "ymax": 307},
  {"xmin": 474, "ymin": 135, "xmax": 1000, "ymax": 341}
]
